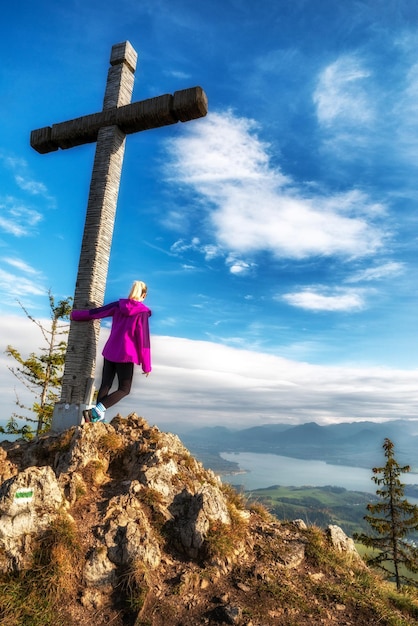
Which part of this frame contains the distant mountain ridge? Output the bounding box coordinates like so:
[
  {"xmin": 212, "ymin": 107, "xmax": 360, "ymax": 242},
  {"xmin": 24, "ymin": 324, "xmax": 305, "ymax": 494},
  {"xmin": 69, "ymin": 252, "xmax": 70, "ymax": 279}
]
[{"xmin": 176, "ymin": 419, "xmax": 418, "ymax": 470}]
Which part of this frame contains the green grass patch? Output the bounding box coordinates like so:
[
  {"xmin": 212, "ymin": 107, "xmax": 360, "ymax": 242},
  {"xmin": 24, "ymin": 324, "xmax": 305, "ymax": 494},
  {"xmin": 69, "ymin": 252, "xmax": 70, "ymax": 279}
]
[{"xmin": 247, "ymin": 484, "xmax": 376, "ymax": 535}]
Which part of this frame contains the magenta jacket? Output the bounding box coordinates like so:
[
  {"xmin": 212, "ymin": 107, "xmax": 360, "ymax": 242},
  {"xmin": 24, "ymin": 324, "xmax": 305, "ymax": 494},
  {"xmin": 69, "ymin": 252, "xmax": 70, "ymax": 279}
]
[{"xmin": 70, "ymin": 299, "xmax": 152, "ymax": 373}]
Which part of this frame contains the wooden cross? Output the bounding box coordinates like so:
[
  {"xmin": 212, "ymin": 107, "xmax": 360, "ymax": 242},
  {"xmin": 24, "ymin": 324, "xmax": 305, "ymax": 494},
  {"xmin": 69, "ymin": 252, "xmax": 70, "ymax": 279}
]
[{"xmin": 31, "ymin": 41, "xmax": 208, "ymax": 432}]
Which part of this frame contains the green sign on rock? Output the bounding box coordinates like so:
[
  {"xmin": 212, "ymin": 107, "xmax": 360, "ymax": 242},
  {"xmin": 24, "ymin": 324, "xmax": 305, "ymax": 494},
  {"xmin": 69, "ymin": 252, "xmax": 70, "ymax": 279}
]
[{"xmin": 14, "ymin": 488, "xmax": 34, "ymax": 502}]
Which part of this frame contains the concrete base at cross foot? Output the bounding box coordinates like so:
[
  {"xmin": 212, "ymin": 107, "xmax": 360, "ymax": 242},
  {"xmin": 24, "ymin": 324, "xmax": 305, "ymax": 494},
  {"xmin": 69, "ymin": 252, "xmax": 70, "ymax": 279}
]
[{"xmin": 51, "ymin": 402, "xmax": 87, "ymax": 432}]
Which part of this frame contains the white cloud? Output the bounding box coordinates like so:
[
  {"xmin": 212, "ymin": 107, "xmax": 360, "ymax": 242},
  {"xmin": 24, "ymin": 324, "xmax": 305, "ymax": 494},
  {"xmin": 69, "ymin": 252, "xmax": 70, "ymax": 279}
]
[
  {"xmin": 1, "ymin": 155, "xmax": 27, "ymax": 169},
  {"xmin": 0, "ymin": 201, "xmax": 43, "ymax": 237},
  {"xmin": 228, "ymin": 262, "xmax": 250, "ymax": 275},
  {"xmin": 171, "ymin": 237, "xmax": 252, "ymax": 274},
  {"xmin": 282, "ymin": 288, "xmax": 365, "ymax": 312},
  {"xmin": 171, "ymin": 237, "xmax": 220, "ymax": 259},
  {"xmin": 165, "ymin": 111, "xmax": 385, "ymax": 260},
  {"xmin": 2, "ymin": 257, "xmax": 41, "ymax": 276},
  {"xmin": 14, "ymin": 175, "xmax": 48, "ymax": 196},
  {"xmin": 314, "ymin": 55, "xmax": 374, "ymax": 127},
  {"xmin": 166, "ymin": 111, "xmax": 283, "ymax": 186},
  {"xmin": 347, "ymin": 262, "xmax": 405, "ymax": 283},
  {"xmin": 0, "ymin": 268, "xmax": 45, "ymax": 299},
  {"xmin": 180, "ymin": 264, "xmax": 196, "ymax": 271},
  {"xmin": 0, "ymin": 258, "xmax": 45, "ymax": 307},
  {"xmin": 202, "ymin": 244, "xmax": 221, "ymax": 260},
  {"xmin": 391, "ymin": 61, "xmax": 418, "ymax": 160},
  {"xmin": 0, "ymin": 152, "xmax": 52, "ymax": 200},
  {"xmin": 403, "ymin": 62, "xmax": 418, "ymax": 110},
  {"xmin": 225, "ymin": 255, "xmax": 254, "ymax": 275},
  {"xmin": 213, "ymin": 187, "xmax": 383, "ymax": 259},
  {"xmin": 312, "ymin": 46, "xmax": 418, "ymax": 169},
  {"xmin": 170, "ymin": 238, "xmax": 196, "ymax": 254},
  {"xmin": 0, "ymin": 216, "xmax": 27, "ymax": 237},
  {"xmin": 165, "ymin": 69, "xmax": 191, "ymax": 80}
]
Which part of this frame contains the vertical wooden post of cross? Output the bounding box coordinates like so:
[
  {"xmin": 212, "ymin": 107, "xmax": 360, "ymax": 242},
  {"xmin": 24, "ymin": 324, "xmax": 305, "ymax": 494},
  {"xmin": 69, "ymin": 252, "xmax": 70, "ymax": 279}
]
[{"xmin": 52, "ymin": 42, "xmax": 137, "ymax": 430}]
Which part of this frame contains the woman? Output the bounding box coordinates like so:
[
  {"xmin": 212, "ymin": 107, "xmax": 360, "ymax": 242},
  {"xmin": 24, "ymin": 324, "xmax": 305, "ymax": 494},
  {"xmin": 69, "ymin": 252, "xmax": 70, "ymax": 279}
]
[{"xmin": 70, "ymin": 280, "xmax": 152, "ymax": 423}]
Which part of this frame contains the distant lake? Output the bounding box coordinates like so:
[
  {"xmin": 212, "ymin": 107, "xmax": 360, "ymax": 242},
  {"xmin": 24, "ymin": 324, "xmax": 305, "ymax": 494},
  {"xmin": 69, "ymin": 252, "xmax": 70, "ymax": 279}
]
[{"xmin": 220, "ymin": 452, "xmax": 418, "ymax": 495}]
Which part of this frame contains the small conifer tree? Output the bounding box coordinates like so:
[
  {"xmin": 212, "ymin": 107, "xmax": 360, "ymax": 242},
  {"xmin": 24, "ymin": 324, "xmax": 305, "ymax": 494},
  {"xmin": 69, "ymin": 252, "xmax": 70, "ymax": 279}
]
[
  {"xmin": 1, "ymin": 292, "xmax": 72, "ymax": 440},
  {"xmin": 354, "ymin": 438, "xmax": 418, "ymax": 590}
]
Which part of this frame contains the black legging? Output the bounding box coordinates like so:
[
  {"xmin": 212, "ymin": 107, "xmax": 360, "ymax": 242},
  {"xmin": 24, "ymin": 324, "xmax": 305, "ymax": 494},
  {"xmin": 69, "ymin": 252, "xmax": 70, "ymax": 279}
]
[{"xmin": 97, "ymin": 359, "xmax": 134, "ymax": 409}]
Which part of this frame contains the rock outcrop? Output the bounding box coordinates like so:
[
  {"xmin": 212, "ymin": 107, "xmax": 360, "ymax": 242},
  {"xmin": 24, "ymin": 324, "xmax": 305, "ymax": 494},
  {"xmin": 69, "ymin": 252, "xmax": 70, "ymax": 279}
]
[
  {"xmin": 0, "ymin": 415, "xmax": 231, "ymax": 572},
  {"xmin": 0, "ymin": 414, "xmax": 412, "ymax": 626},
  {"xmin": 0, "ymin": 465, "xmax": 65, "ymax": 570}
]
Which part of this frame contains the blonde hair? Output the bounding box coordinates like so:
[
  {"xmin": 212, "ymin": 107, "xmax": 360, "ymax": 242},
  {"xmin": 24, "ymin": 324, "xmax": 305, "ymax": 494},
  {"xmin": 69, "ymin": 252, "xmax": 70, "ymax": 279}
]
[{"xmin": 128, "ymin": 280, "xmax": 147, "ymax": 301}]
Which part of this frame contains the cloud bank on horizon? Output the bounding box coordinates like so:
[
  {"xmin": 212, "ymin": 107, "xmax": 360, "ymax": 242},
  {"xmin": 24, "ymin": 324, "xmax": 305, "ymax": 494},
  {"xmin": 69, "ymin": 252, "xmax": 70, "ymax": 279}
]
[{"xmin": 0, "ymin": 315, "xmax": 415, "ymax": 430}]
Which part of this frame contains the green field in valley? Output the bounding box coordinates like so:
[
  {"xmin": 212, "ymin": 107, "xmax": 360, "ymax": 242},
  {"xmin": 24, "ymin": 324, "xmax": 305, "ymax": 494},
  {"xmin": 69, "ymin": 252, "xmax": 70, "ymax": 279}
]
[{"xmin": 245, "ymin": 484, "xmax": 377, "ymax": 536}]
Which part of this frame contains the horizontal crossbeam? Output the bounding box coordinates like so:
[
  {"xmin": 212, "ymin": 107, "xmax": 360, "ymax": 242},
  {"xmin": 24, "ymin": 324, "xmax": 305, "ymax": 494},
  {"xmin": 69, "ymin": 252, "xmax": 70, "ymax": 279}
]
[{"xmin": 31, "ymin": 86, "xmax": 208, "ymax": 154}]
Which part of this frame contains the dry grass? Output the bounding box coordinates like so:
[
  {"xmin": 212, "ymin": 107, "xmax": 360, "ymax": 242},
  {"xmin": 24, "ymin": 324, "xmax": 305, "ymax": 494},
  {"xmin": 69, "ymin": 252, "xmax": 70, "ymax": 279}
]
[{"xmin": 0, "ymin": 515, "xmax": 82, "ymax": 626}]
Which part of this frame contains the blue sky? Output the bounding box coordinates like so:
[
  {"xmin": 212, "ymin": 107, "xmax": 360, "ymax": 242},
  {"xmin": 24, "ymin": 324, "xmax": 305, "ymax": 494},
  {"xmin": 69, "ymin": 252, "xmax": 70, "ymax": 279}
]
[{"xmin": 0, "ymin": 0, "xmax": 417, "ymax": 429}]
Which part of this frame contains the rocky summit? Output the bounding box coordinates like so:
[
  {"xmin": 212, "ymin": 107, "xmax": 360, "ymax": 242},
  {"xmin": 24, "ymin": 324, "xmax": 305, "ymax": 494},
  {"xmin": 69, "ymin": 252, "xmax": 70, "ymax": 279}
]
[{"xmin": 0, "ymin": 413, "xmax": 417, "ymax": 626}]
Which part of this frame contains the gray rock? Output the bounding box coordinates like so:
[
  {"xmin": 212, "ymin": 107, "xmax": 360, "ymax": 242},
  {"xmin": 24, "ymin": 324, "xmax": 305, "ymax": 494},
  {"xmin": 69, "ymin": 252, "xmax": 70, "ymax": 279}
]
[
  {"xmin": 101, "ymin": 491, "xmax": 162, "ymax": 569},
  {"xmin": 83, "ymin": 546, "xmax": 117, "ymax": 586},
  {"xmin": 168, "ymin": 483, "xmax": 231, "ymax": 558},
  {"xmin": 327, "ymin": 524, "xmax": 357, "ymax": 554},
  {"xmin": 326, "ymin": 524, "xmax": 364, "ymax": 565},
  {"xmin": 0, "ymin": 466, "xmax": 65, "ymax": 571}
]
